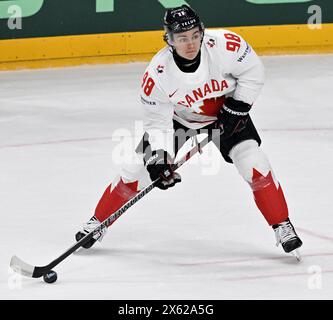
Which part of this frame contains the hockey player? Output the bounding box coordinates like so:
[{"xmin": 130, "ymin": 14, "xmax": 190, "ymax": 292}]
[{"xmin": 76, "ymin": 5, "xmax": 302, "ymax": 257}]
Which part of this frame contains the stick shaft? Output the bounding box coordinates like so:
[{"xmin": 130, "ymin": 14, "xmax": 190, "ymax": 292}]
[{"xmin": 13, "ymin": 130, "xmax": 222, "ymax": 278}]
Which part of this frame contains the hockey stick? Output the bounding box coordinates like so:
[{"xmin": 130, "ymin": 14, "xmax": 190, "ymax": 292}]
[{"xmin": 10, "ymin": 128, "xmax": 222, "ymax": 278}]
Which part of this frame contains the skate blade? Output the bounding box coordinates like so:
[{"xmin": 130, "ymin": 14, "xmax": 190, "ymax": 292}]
[{"xmin": 291, "ymin": 249, "xmax": 302, "ymax": 262}]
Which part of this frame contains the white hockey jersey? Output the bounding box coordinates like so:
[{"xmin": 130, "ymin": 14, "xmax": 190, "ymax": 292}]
[{"xmin": 139, "ymin": 29, "xmax": 265, "ymax": 155}]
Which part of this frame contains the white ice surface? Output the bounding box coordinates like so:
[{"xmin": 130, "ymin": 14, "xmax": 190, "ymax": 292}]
[{"xmin": 0, "ymin": 55, "xmax": 332, "ymax": 299}]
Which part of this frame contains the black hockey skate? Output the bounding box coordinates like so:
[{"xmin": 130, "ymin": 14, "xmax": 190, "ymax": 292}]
[
  {"xmin": 75, "ymin": 216, "xmax": 106, "ymax": 249},
  {"xmin": 273, "ymin": 218, "xmax": 303, "ymax": 260}
]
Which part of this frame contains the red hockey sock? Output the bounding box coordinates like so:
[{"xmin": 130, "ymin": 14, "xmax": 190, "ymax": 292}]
[
  {"xmin": 94, "ymin": 179, "xmax": 139, "ymax": 225},
  {"xmin": 250, "ymin": 169, "xmax": 288, "ymax": 225}
]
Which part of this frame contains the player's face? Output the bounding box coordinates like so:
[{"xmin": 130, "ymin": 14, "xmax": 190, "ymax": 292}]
[{"xmin": 173, "ymin": 27, "xmax": 203, "ymax": 60}]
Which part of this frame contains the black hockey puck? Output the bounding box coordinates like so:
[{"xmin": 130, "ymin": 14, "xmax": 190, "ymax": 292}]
[{"xmin": 43, "ymin": 270, "xmax": 57, "ymax": 283}]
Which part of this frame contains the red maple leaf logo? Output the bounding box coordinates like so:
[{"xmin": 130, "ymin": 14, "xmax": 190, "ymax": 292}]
[{"xmin": 197, "ymin": 96, "xmax": 225, "ymax": 116}]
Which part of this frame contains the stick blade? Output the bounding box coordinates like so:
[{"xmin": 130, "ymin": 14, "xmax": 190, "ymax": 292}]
[{"xmin": 10, "ymin": 255, "xmax": 35, "ymax": 278}]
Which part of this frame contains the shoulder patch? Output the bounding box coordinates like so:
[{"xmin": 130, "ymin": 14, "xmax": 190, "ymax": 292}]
[
  {"xmin": 206, "ymin": 38, "xmax": 216, "ymax": 48},
  {"xmin": 156, "ymin": 64, "xmax": 165, "ymax": 74}
]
